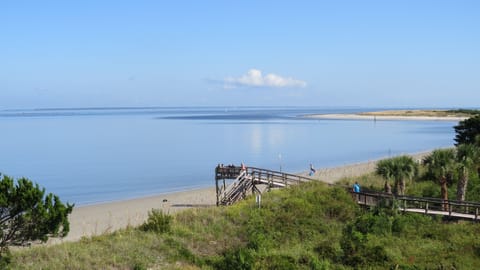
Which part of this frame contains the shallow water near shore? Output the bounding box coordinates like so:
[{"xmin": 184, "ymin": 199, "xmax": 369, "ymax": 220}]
[{"xmin": 0, "ymin": 107, "xmax": 457, "ymax": 205}]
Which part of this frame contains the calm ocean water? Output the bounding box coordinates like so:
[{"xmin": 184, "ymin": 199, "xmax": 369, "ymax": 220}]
[{"xmin": 0, "ymin": 107, "xmax": 457, "ymax": 205}]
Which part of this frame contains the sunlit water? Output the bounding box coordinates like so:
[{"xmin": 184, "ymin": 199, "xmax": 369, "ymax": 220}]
[{"xmin": 0, "ymin": 107, "xmax": 457, "ymax": 205}]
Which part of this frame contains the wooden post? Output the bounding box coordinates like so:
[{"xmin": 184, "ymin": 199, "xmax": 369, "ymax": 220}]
[
  {"xmin": 449, "ymin": 202, "xmax": 452, "ymax": 216},
  {"xmin": 215, "ymin": 165, "xmax": 220, "ymax": 206},
  {"xmin": 425, "ymin": 202, "xmax": 428, "ymax": 214},
  {"xmin": 475, "ymin": 208, "xmax": 478, "ymax": 221}
]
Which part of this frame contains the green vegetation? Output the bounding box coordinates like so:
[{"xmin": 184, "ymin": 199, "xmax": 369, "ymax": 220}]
[
  {"xmin": 423, "ymin": 149, "xmax": 456, "ymax": 207},
  {"xmin": 0, "ymin": 174, "xmax": 73, "ymax": 266},
  {"xmin": 8, "ymin": 179, "xmax": 480, "ymax": 269},
  {"xmin": 375, "ymin": 155, "xmax": 417, "ymax": 195},
  {"xmin": 447, "ymin": 109, "xmax": 480, "ymax": 117},
  {"xmin": 454, "ymin": 115, "xmax": 480, "ymax": 145},
  {"xmin": 140, "ymin": 209, "xmax": 173, "ymax": 234}
]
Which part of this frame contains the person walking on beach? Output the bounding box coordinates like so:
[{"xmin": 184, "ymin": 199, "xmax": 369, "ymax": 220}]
[
  {"xmin": 309, "ymin": 164, "xmax": 316, "ymax": 176},
  {"xmin": 353, "ymin": 181, "xmax": 361, "ymax": 193}
]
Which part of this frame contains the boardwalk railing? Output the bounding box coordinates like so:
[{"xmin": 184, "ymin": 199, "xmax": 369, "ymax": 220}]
[
  {"xmin": 215, "ymin": 165, "xmax": 314, "ymax": 206},
  {"xmin": 352, "ymin": 190, "xmax": 480, "ymax": 221},
  {"xmin": 247, "ymin": 167, "xmax": 313, "ymax": 187}
]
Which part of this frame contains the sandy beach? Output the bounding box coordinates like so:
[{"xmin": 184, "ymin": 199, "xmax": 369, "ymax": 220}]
[
  {"xmin": 305, "ymin": 151, "xmax": 431, "ymax": 184},
  {"xmin": 52, "ymin": 188, "xmax": 217, "ymax": 243},
  {"xmin": 303, "ymin": 113, "xmax": 467, "ymax": 121},
  {"xmin": 54, "ymin": 151, "xmax": 433, "ymax": 243}
]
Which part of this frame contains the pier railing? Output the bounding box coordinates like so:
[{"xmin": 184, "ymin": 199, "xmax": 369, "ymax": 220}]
[{"xmin": 215, "ymin": 165, "xmax": 315, "ymax": 206}]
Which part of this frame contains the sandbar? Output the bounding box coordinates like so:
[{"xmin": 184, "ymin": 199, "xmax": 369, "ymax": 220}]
[
  {"xmin": 303, "ymin": 110, "xmax": 470, "ymax": 121},
  {"xmin": 303, "ymin": 113, "xmax": 467, "ymax": 121}
]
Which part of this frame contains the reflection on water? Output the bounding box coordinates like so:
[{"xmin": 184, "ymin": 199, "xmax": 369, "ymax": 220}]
[{"xmin": 0, "ymin": 107, "xmax": 457, "ymax": 205}]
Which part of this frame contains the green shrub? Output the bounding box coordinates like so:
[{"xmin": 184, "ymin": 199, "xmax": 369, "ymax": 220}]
[
  {"xmin": 340, "ymin": 209, "xmax": 395, "ymax": 267},
  {"xmin": 215, "ymin": 247, "xmax": 255, "ymax": 270},
  {"xmin": 256, "ymin": 254, "xmax": 296, "ymax": 270},
  {"xmin": 140, "ymin": 209, "xmax": 172, "ymax": 233},
  {"xmin": 132, "ymin": 263, "xmax": 146, "ymax": 270},
  {"xmin": 0, "ymin": 249, "xmax": 11, "ymax": 269},
  {"xmin": 315, "ymin": 240, "xmax": 341, "ymax": 261}
]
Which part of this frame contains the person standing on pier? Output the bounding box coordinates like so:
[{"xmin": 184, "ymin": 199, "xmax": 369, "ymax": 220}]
[{"xmin": 353, "ymin": 181, "xmax": 361, "ymax": 193}]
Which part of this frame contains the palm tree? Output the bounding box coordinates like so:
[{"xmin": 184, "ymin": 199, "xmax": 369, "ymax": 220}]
[
  {"xmin": 423, "ymin": 149, "xmax": 456, "ymax": 210},
  {"xmin": 397, "ymin": 155, "xmax": 418, "ymax": 195},
  {"xmin": 376, "ymin": 158, "xmax": 394, "ymax": 194},
  {"xmin": 456, "ymin": 144, "xmax": 479, "ymax": 201},
  {"xmin": 375, "ymin": 155, "xmax": 417, "ymax": 195}
]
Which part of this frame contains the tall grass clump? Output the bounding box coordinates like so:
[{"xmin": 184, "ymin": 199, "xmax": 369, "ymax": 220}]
[{"xmin": 140, "ymin": 209, "xmax": 173, "ymax": 233}]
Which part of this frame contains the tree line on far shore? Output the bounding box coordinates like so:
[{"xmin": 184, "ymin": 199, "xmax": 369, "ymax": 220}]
[{"xmin": 375, "ymin": 115, "xmax": 480, "ymax": 203}]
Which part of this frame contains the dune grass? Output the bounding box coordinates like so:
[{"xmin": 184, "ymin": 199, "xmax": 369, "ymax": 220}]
[{"xmin": 9, "ymin": 176, "xmax": 480, "ymax": 269}]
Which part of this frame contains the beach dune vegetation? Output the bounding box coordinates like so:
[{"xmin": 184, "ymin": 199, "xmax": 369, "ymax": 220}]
[
  {"xmin": 140, "ymin": 209, "xmax": 173, "ymax": 234},
  {"xmin": 8, "ymin": 177, "xmax": 480, "ymax": 269}
]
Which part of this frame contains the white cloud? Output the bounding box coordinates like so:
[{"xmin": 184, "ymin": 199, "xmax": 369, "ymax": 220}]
[{"xmin": 224, "ymin": 69, "xmax": 307, "ymax": 88}]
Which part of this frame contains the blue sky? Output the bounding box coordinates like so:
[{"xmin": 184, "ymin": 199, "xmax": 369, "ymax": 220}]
[{"xmin": 1, "ymin": 0, "xmax": 479, "ymax": 109}]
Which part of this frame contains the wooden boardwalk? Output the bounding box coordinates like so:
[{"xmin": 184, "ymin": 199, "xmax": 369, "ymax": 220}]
[
  {"xmin": 354, "ymin": 191, "xmax": 480, "ymax": 221},
  {"xmin": 216, "ymin": 165, "xmax": 480, "ymax": 221},
  {"xmin": 215, "ymin": 165, "xmax": 314, "ymax": 206}
]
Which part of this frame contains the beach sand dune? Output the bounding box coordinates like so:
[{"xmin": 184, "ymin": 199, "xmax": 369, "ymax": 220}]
[{"xmin": 56, "ymin": 151, "xmax": 432, "ymax": 243}]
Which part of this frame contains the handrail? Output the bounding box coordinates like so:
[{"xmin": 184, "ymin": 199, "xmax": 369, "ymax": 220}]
[
  {"xmin": 352, "ymin": 190, "xmax": 480, "ymax": 219},
  {"xmin": 353, "ymin": 190, "xmax": 480, "ymax": 208},
  {"xmin": 247, "ymin": 167, "xmax": 314, "ymax": 183},
  {"xmin": 216, "ymin": 166, "xmax": 316, "ymax": 205},
  {"xmin": 218, "ymin": 170, "xmax": 247, "ymax": 203}
]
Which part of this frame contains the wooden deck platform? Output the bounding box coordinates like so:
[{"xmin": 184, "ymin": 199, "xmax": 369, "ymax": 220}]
[{"xmin": 215, "ymin": 165, "xmax": 314, "ymax": 206}]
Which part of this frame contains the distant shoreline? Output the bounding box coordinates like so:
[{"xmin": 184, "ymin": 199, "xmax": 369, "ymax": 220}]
[{"xmin": 303, "ymin": 109, "xmax": 469, "ymax": 121}]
